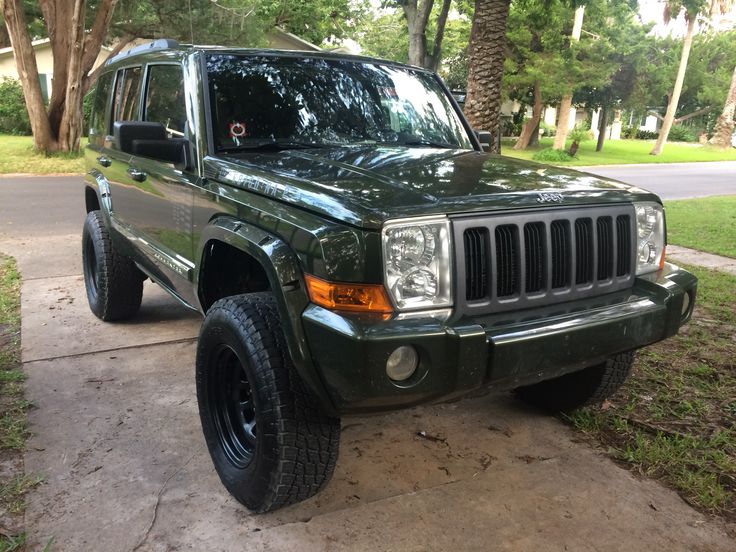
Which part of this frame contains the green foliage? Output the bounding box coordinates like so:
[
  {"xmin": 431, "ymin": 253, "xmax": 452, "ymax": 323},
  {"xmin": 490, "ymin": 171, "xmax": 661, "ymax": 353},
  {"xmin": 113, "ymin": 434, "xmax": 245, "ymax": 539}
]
[
  {"xmin": 540, "ymin": 121, "xmax": 556, "ymax": 137},
  {"xmin": 665, "ymin": 196, "xmax": 736, "ymax": 258},
  {"xmin": 667, "ymin": 125, "xmax": 698, "ymax": 142},
  {"xmin": 568, "ymin": 125, "xmax": 592, "ymax": 144},
  {"xmin": 0, "ymin": 79, "xmax": 31, "ymax": 136},
  {"xmin": 636, "ymin": 129, "xmax": 659, "ymax": 140},
  {"xmin": 532, "ymin": 147, "xmax": 573, "ymax": 162}
]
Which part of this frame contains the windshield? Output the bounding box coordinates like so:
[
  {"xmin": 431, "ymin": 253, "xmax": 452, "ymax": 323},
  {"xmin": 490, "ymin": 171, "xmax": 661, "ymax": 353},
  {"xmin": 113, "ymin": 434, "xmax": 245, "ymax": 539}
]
[{"xmin": 205, "ymin": 54, "xmax": 473, "ymax": 151}]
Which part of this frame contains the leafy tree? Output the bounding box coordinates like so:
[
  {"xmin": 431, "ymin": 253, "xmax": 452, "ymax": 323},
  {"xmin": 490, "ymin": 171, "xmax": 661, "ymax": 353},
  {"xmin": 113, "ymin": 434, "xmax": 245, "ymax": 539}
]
[
  {"xmin": 710, "ymin": 65, "xmax": 736, "ymax": 147},
  {"xmin": 650, "ymin": 0, "xmax": 734, "ymax": 155}
]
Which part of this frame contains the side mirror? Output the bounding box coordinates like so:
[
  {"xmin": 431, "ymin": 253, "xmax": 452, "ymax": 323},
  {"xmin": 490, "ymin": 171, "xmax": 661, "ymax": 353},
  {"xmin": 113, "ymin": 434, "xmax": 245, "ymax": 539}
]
[
  {"xmin": 113, "ymin": 121, "xmax": 193, "ymax": 171},
  {"xmin": 475, "ymin": 130, "xmax": 493, "ymax": 152}
]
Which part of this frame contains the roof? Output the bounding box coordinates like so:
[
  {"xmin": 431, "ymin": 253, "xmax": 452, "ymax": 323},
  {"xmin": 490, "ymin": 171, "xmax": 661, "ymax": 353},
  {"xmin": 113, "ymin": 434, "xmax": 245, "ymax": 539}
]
[{"xmin": 0, "ymin": 36, "xmax": 113, "ymax": 59}]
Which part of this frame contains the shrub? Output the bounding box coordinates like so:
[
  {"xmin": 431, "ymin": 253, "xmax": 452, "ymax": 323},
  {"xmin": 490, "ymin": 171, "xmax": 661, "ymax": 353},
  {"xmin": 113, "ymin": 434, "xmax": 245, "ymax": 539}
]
[
  {"xmin": 532, "ymin": 147, "xmax": 573, "ymax": 162},
  {"xmin": 568, "ymin": 125, "xmax": 593, "ymax": 145},
  {"xmin": 540, "ymin": 121, "xmax": 556, "ymax": 137},
  {"xmin": 0, "ymin": 78, "xmax": 31, "ymax": 135},
  {"xmin": 667, "ymin": 125, "xmax": 698, "ymax": 142},
  {"xmin": 622, "ymin": 125, "xmax": 638, "ymax": 139},
  {"xmin": 636, "ymin": 130, "xmax": 659, "ymax": 140}
]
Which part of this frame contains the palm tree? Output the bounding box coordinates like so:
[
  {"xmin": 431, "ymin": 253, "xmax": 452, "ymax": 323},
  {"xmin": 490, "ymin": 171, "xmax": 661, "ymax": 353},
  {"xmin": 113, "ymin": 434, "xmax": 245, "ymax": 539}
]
[
  {"xmin": 651, "ymin": 0, "xmax": 734, "ymax": 155},
  {"xmin": 709, "ymin": 65, "xmax": 736, "ymax": 148},
  {"xmin": 463, "ymin": 0, "xmax": 512, "ymax": 153}
]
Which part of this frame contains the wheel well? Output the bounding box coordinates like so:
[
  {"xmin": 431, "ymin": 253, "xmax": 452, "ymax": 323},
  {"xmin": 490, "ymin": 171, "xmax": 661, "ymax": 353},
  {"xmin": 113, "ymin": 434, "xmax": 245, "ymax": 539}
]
[
  {"xmin": 199, "ymin": 240, "xmax": 271, "ymax": 312},
  {"xmin": 85, "ymin": 186, "xmax": 101, "ymax": 213}
]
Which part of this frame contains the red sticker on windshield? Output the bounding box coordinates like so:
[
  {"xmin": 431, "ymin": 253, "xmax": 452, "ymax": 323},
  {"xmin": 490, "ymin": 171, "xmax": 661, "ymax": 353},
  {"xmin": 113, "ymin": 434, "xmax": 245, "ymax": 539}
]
[{"xmin": 228, "ymin": 121, "xmax": 247, "ymax": 138}]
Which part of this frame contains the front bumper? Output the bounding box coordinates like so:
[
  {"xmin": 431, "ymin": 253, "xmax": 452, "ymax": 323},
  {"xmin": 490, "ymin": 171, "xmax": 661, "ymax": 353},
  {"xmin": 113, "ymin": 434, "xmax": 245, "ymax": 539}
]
[{"xmin": 302, "ymin": 263, "xmax": 697, "ymax": 415}]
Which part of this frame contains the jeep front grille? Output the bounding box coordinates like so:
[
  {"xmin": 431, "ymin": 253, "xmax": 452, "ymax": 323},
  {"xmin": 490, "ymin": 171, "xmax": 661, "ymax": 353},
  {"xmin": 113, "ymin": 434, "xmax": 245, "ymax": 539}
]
[{"xmin": 454, "ymin": 205, "xmax": 636, "ymax": 315}]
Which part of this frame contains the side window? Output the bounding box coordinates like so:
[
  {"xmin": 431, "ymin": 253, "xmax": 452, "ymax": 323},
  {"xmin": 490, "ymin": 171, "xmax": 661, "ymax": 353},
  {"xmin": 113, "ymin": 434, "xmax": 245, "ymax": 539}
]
[
  {"xmin": 111, "ymin": 66, "xmax": 143, "ymax": 126},
  {"xmin": 89, "ymin": 72, "xmax": 113, "ymax": 143},
  {"xmin": 144, "ymin": 65, "xmax": 187, "ymax": 136}
]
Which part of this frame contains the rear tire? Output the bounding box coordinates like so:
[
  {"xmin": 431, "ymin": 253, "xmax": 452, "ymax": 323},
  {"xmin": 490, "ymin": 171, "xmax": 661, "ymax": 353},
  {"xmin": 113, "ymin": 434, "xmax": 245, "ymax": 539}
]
[
  {"xmin": 82, "ymin": 210, "xmax": 144, "ymax": 321},
  {"xmin": 515, "ymin": 351, "xmax": 635, "ymax": 413},
  {"xmin": 196, "ymin": 292, "xmax": 340, "ymax": 513}
]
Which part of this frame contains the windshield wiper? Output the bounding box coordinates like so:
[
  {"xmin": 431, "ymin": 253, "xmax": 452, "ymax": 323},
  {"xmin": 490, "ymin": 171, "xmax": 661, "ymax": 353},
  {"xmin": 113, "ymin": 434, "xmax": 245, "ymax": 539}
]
[
  {"xmin": 399, "ymin": 139, "xmax": 458, "ymax": 149},
  {"xmin": 219, "ymin": 141, "xmax": 325, "ymax": 153}
]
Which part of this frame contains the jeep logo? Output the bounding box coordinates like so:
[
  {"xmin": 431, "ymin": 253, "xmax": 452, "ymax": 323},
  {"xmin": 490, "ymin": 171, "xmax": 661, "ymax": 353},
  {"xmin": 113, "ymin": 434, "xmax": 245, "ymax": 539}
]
[{"xmin": 536, "ymin": 192, "xmax": 564, "ymax": 203}]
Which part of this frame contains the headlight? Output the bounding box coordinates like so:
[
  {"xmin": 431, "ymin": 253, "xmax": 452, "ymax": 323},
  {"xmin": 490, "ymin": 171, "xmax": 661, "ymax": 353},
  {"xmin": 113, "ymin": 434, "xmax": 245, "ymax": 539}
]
[
  {"xmin": 382, "ymin": 216, "xmax": 452, "ymax": 311},
  {"xmin": 634, "ymin": 202, "xmax": 665, "ymax": 275}
]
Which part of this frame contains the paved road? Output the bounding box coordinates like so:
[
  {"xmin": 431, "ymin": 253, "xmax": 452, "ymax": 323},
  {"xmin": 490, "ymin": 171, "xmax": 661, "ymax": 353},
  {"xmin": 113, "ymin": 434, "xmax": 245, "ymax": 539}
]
[{"xmin": 577, "ymin": 161, "xmax": 736, "ymax": 200}]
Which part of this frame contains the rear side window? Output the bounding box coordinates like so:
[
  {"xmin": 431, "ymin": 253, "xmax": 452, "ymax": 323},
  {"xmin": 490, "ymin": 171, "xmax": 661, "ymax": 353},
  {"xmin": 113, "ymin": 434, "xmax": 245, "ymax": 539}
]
[
  {"xmin": 89, "ymin": 72, "xmax": 114, "ymax": 143},
  {"xmin": 111, "ymin": 66, "xmax": 143, "ymax": 126},
  {"xmin": 144, "ymin": 65, "xmax": 187, "ymax": 135}
]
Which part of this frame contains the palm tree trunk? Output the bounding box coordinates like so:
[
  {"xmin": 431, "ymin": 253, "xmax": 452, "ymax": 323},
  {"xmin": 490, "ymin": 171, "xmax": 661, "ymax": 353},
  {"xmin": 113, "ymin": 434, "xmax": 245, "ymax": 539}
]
[
  {"xmin": 709, "ymin": 65, "xmax": 736, "ymax": 149},
  {"xmin": 463, "ymin": 0, "xmax": 512, "ymax": 154},
  {"xmin": 651, "ymin": 16, "xmax": 696, "ymax": 155},
  {"xmin": 514, "ymin": 81, "xmax": 542, "ymax": 150}
]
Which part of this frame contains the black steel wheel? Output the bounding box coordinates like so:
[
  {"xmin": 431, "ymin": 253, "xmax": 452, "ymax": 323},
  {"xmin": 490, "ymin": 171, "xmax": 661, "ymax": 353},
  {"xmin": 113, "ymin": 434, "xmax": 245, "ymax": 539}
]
[
  {"xmin": 210, "ymin": 344, "xmax": 257, "ymax": 469},
  {"xmin": 196, "ymin": 292, "xmax": 340, "ymax": 513},
  {"xmin": 82, "ymin": 210, "xmax": 144, "ymax": 321}
]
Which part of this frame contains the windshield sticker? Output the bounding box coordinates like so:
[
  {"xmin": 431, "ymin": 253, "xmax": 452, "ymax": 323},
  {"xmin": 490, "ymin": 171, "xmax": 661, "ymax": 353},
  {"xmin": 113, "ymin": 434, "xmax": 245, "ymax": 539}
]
[{"xmin": 228, "ymin": 121, "xmax": 247, "ymax": 139}]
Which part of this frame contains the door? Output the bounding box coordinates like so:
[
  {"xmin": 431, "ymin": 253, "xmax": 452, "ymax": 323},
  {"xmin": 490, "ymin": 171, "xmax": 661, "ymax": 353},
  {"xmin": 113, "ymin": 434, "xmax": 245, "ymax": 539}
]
[{"xmin": 102, "ymin": 63, "xmax": 197, "ymax": 303}]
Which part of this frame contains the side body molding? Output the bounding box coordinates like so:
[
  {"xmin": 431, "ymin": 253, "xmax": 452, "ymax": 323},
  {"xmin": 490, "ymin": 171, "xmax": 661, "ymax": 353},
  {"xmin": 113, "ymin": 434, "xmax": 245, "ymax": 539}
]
[{"xmin": 195, "ymin": 217, "xmax": 337, "ymax": 416}]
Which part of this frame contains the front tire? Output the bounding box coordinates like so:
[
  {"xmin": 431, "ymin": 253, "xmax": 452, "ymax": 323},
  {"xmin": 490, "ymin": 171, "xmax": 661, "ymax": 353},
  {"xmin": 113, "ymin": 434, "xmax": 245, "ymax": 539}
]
[
  {"xmin": 515, "ymin": 351, "xmax": 635, "ymax": 413},
  {"xmin": 196, "ymin": 292, "xmax": 340, "ymax": 512},
  {"xmin": 82, "ymin": 210, "xmax": 144, "ymax": 321}
]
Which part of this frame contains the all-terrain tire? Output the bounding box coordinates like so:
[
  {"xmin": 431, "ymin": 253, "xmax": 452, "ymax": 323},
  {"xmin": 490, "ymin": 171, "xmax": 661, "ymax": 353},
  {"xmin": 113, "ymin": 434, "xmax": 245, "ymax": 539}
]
[
  {"xmin": 515, "ymin": 351, "xmax": 635, "ymax": 413},
  {"xmin": 82, "ymin": 210, "xmax": 144, "ymax": 321},
  {"xmin": 196, "ymin": 292, "xmax": 340, "ymax": 513}
]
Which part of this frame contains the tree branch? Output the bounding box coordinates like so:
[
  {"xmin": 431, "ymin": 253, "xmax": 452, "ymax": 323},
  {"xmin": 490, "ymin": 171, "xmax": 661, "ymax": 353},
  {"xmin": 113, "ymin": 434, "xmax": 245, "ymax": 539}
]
[
  {"xmin": 81, "ymin": 0, "xmax": 120, "ymax": 77},
  {"xmin": 428, "ymin": 0, "xmax": 451, "ymax": 71},
  {"xmin": 674, "ymin": 106, "xmax": 714, "ymax": 123}
]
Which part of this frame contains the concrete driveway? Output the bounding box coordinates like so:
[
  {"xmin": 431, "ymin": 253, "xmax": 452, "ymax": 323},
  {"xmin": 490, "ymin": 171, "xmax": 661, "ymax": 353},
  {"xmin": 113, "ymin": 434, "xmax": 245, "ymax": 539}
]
[{"xmin": 1, "ymin": 176, "xmax": 734, "ymax": 551}]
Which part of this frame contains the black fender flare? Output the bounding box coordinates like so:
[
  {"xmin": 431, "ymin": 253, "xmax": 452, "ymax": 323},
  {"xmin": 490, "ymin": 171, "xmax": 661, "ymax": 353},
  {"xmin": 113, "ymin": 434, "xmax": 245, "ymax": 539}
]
[{"xmin": 195, "ymin": 216, "xmax": 338, "ymax": 417}]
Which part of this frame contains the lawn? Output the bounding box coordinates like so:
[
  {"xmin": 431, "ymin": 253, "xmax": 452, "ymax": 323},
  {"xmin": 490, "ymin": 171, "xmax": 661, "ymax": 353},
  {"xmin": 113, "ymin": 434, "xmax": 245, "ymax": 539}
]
[
  {"xmin": 567, "ymin": 265, "xmax": 736, "ymax": 520},
  {"xmin": 665, "ymin": 196, "xmax": 736, "ymax": 259},
  {"xmin": 0, "ymin": 255, "xmax": 38, "ymax": 552},
  {"xmin": 502, "ymin": 137, "xmax": 736, "ymax": 166},
  {"xmin": 0, "ymin": 134, "xmax": 84, "ymax": 175}
]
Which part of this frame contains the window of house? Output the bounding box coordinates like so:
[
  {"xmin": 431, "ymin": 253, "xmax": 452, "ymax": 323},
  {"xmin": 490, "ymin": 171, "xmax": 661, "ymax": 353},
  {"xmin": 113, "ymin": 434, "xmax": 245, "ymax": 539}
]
[{"xmin": 143, "ymin": 65, "xmax": 187, "ymax": 136}]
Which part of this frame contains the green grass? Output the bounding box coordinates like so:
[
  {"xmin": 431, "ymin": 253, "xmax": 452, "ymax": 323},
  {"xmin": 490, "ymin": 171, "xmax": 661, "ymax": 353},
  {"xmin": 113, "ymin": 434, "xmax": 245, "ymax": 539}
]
[
  {"xmin": 566, "ymin": 265, "xmax": 736, "ymax": 520},
  {"xmin": 0, "ymin": 135, "xmax": 84, "ymax": 175},
  {"xmin": 665, "ymin": 196, "xmax": 736, "ymax": 259},
  {"xmin": 0, "ymin": 255, "xmax": 35, "ymax": 551},
  {"xmin": 502, "ymin": 137, "xmax": 736, "ymax": 166}
]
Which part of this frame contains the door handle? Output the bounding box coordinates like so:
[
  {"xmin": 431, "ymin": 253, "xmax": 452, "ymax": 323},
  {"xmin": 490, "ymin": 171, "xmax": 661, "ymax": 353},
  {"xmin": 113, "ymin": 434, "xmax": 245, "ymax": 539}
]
[
  {"xmin": 127, "ymin": 167, "xmax": 147, "ymax": 182},
  {"xmin": 96, "ymin": 155, "xmax": 112, "ymax": 168}
]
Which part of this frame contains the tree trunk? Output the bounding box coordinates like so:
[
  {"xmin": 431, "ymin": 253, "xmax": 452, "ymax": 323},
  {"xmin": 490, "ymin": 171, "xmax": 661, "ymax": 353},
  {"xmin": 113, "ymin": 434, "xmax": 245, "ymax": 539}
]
[
  {"xmin": 514, "ymin": 81, "xmax": 542, "ymax": 150},
  {"xmin": 709, "ymin": 65, "xmax": 736, "ymax": 149},
  {"xmin": 463, "ymin": 0, "xmax": 512, "ymax": 154},
  {"xmin": 596, "ymin": 105, "xmax": 608, "ymax": 152},
  {"xmin": 2, "ymin": 0, "xmax": 58, "ymax": 151},
  {"xmin": 552, "ymin": 5, "xmax": 585, "ymax": 150},
  {"xmin": 651, "ymin": 15, "xmax": 696, "ymax": 155},
  {"xmin": 2, "ymin": 0, "xmax": 120, "ymax": 154},
  {"xmin": 425, "ymin": 0, "xmax": 452, "ymax": 71},
  {"xmin": 403, "ymin": 0, "xmax": 434, "ymax": 68}
]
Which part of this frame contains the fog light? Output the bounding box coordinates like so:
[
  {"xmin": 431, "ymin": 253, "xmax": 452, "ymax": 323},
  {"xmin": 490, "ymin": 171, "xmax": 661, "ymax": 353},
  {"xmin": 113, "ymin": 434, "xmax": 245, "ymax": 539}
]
[
  {"xmin": 386, "ymin": 346, "xmax": 418, "ymax": 382},
  {"xmin": 681, "ymin": 291, "xmax": 691, "ymax": 316}
]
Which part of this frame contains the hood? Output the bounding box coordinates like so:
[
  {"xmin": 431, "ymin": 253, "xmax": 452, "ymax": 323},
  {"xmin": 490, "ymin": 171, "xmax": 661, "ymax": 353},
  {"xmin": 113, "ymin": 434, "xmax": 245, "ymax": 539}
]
[{"xmin": 205, "ymin": 147, "xmax": 658, "ymax": 229}]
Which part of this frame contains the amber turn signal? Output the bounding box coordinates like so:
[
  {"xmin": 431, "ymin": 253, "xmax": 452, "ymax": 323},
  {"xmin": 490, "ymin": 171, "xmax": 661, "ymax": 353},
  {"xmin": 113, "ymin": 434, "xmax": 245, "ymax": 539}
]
[
  {"xmin": 659, "ymin": 245, "xmax": 667, "ymax": 271},
  {"xmin": 304, "ymin": 274, "xmax": 394, "ymax": 314}
]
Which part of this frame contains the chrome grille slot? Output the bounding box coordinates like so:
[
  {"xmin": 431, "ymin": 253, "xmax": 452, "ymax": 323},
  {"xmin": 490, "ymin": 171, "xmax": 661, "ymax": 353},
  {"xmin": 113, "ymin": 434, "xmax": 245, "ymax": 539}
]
[
  {"xmin": 464, "ymin": 227, "xmax": 490, "ymax": 301},
  {"xmin": 454, "ymin": 205, "xmax": 636, "ymax": 315}
]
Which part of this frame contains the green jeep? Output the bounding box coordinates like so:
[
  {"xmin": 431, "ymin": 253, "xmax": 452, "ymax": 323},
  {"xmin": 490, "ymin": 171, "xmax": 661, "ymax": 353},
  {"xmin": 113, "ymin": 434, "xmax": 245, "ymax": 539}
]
[{"xmin": 83, "ymin": 39, "xmax": 697, "ymax": 512}]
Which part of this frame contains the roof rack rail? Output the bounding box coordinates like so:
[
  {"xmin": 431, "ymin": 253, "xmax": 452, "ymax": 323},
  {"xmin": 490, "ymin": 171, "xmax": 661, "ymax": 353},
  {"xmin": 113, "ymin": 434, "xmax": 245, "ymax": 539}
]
[{"xmin": 105, "ymin": 39, "xmax": 180, "ymax": 66}]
